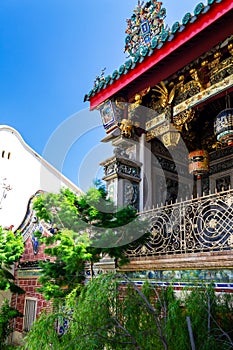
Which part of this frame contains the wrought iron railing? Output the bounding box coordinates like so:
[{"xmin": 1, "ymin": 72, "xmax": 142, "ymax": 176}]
[{"xmin": 126, "ymin": 189, "xmax": 233, "ymax": 257}]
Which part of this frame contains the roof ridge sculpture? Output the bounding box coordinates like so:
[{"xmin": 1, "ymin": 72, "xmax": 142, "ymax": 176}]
[
  {"xmin": 124, "ymin": 1, "xmax": 167, "ymax": 58},
  {"xmin": 84, "ymin": 0, "xmax": 224, "ymax": 103}
]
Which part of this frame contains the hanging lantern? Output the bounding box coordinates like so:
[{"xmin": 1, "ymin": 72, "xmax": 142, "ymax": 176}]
[
  {"xmin": 98, "ymin": 100, "xmax": 117, "ymax": 133},
  {"xmin": 214, "ymin": 108, "xmax": 233, "ymax": 146},
  {"xmin": 98, "ymin": 100, "xmax": 125, "ymax": 134},
  {"xmin": 188, "ymin": 150, "xmax": 209, "ymax": 179}
]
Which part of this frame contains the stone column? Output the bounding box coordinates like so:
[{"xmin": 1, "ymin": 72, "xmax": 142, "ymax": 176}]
[
  {"xmin": 139, "ymin": 133, "xmax": 152, "ymax": 211},
  {"xmin": 100, "ymin": 135, "xmax": 142, "ymax": 210}
]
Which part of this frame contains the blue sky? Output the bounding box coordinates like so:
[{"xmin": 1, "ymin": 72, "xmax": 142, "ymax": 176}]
[{"xmin": 0, "ymin": 0, "xmax": 203, "ymax": 191}]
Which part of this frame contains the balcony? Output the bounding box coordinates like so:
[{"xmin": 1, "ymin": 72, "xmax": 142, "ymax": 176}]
[{"xmin": 124, "ymin": 188, "xmax": 233, "ymax": 271}]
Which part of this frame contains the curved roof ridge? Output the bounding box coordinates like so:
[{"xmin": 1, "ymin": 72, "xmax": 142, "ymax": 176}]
[
  {"xmin": 0, "ymin": 124, "xmax": 83, "ymax": 195},
  {"xmin": 84, "ymin": 0, "xmax": 233, "ymax": 108}
]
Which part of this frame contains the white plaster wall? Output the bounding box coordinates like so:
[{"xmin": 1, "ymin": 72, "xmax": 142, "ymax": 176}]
[{"xmin": 0, "ymin": 126, "xmax": 82, "ymax": 230}]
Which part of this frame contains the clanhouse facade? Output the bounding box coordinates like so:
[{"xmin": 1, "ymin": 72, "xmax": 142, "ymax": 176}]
[
  {"xmin": 85, "ymin": 0, "xmax": 233, "ymax": 292},
  {"xmin": 0, "ymin": 125, "xmax": 82, "ymax": 343}
]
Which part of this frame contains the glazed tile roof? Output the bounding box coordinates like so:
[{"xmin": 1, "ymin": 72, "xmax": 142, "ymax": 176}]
[{"xmin": 84, "ymin": 0, "xmax": 230, "ymax": 104}]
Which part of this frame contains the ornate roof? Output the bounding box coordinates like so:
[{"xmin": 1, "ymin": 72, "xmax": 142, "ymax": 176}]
[
  {"xmin": 84, "ymin": 0, "xmax": 233, "ymax": 107},
  {"xmin": 124, "ymin": 1, "xmax": 167, "ymax": 58}
]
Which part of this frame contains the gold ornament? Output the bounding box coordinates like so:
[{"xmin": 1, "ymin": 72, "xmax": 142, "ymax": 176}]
[
  {"xmin": 152, "ymin": 81, "xmax": 176, "ymax": 108},
  {"xmin": 119, "ymin": 119, "xmax": 133, "ymax": 138}
]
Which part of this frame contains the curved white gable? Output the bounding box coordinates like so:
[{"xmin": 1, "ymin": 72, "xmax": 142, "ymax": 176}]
[{"xmin": 0, "ymin": 125, "xmax": 82, "ymax": 230}]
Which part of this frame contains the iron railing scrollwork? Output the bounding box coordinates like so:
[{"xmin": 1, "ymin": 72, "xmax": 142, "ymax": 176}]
[{"xmin": 126, "ymin": 189, "xmax": 233, "ymax": 257}]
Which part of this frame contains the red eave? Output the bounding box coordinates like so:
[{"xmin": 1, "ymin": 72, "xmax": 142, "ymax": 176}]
[{"xmin": 90, "ymin": 0, "xmax": 233, "ymax": 110}]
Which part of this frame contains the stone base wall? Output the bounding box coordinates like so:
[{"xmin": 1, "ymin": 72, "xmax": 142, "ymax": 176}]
[{"xmin": 119, "ymin": 251, "xmax": 233, "ymax": 271}]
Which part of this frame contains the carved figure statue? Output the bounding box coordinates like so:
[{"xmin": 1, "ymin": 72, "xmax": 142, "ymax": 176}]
[
  {"xmin": 189, "ymin": 68, "xmax": 204, "ymax": 91},
  {"xmin": 128, "ymin": 87, "xmax": 150, "ymax": 112},
  {"xmin": 177, "ymin": 75, "xmax": 185, "ymax": 94},
  {"xmin": 228, "ymin": 43, "xmax": 233, "ymax": 56},
  {"xmin": 208, "ymin": 52, "xmax": 222, "ymax": 71},
  {"xmin": 119, "ymin": 119, "xmax": 133, "ymax": 138}
]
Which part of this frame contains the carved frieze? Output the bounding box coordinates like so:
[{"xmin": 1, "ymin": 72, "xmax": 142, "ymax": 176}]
[
  {"xmin": 173, "ymin": 73, "xmax": 233, "ymax": 117},
  {"xmin": 123, "ymin": 181, "xmax": 139, "ymax": 208},
  {"xmin": 104, "ymin": 162, "xmax": 117, "ymax": 176},
  {"xmin": 173, "ymin": 68, "xmax": 205, "ymax": 106},
  {"xmin": 172, "ymin": 42, "xmax": 233, "ymax": 107},
  {"xmin": 153, "ymin": 155, "xmax": 188, "ymax": 177},
  {"xmin": 173, "ymin": 109, "xmax": 195, "ymax": 130},
  {"xmin": 210, "ymin": 157, "xmax": 233, "ymax": 175},
  {"xmin": 216, "ymin": 175, "xmax": 231, "ymax": 192},
  {"xmin": 143, "ymin": 39, "xmax": 233, "ymax": 127},
  {"xmin": 209, "ymin": 144, "xmax": 233, "ymax": 176},
  {"xmin": 146, "ymin": 122, "xmax": 170, "ymax": 141},
  {"xmin": 103, "ymin": 157, "xmax": 141, "ymax": 181},
  {"xmin": 153, "ymin": 156, "xmax": 176, "ymax": 173},
  {"xmin": 210, "ymin": 146, "xmax": 233, "ymax": 162},
  {"xmin": 146, "ymin": 112, "xmax": 166, "ymax": 130},
  {"xmin": 210, "ymin": 57, "xmax": 233, "ymax": 85},
  {"xmin": 208, "ymin": 45, "xmax": 233, "ymax": 85},
  {"xmin": 117, "ymin": 162, "xmax": 141, "ymax": 180}
]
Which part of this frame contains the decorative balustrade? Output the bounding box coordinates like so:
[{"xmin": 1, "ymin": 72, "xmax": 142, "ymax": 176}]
[{"xmin": 127, "ymin": 189, "xmax": 233, "ymax": 257}]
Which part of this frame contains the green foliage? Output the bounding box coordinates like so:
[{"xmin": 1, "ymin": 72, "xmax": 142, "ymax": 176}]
[
  {"xmin": 37, "ymin": 230, "xmax": 91, "ymax": 300},
  {"xmin": 21, "ymin": 311, "xmax": 63, "ymax": 350},
  {"xmin": 0, "ymin": 229, "xmax": 24, "ymax": 348},
  {"xmin": 66, "ymin": 274, "xmax": 119, "ymax": 350},
  {"xmin": 33, "ymin": 190, "xmax": 80, "ymax": 232},
  {"xmin": 33, "ymin": 186, "xmax": 149, "ymax": 251},
  {"xmin": 163, "ymin": 287, "xmax": 189, "ymax": 350},
  {"xmin": 184, "ymin": 285, "xmax": 233, "ymax": 350},
  {"xmin": 29, "ymin": 188, "xmax": 233, "ymax": 349},
  {"xmin": 22, "ymin": 274, "xmax": 233, "ymax": 350},
  {"xmin": 33, "ymin": 187, "xmax": 150, "ymax": 300},
  {"xmin": 0, "ymin": 227, "xmax": 24, "ymax": 268},
  {"xmin": 120, "ymin": 282, "xmax": 163, "ymax": 349},
  {"xmin": 0, "ymin": 299, "xmax": 22, "ymax": 349},
  {"xmin": 0, "ymin": 227, "xmax": 24, "ymax": 294}
]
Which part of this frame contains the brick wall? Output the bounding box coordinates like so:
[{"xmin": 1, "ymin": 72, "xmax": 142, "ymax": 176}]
[{"xmin": 12, "ymin": 233, "xmax": 53, "ymax": 333}]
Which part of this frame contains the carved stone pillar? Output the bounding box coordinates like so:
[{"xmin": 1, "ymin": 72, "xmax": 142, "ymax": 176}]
[
  {"xmin": 100, "ymin": 136, "xmax": 141, "ymax": 210},
  {"xmin": 139, "ymin": 133, "xmax": 152, "ymax": 211}
]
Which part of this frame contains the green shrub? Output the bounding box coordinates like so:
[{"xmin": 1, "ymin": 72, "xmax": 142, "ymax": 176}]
[{"xmin": 0, "ymin": 300, "xmax": 22, "ymax": 349}]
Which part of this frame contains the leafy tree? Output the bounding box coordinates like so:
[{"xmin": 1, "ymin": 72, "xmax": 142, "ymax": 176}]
[
  {"xmin": 22, "ymin": 311, "xmax": 63, "ymax": 350},
  {"xmin": 0, "ymin": 226, "xmax": 24, "ymax": 294},
  {"xmin": 0, "ymin": 299, "xmax": 22, "ymax": 349},
  {"xmin": 0, "ymin": 227, "xmax": 24, "ymax": 348},
  {"xmin": 36, "ymin": 230, "xmax": 91, "ymax": 300},
  {"xmin": 185, "ymin": 286, "xmax": 233, "ymax": 350},
  {"xmin": 21, "ymin": 273, "xmax": 233, "ymax": 350},
  {"xmin": 20, "ymin": 185, "xmax": 233, "ymax": 349},
  {"xmin": 33, "ymin": 186, "xmax": 150, "ymax": 300},
  {"xmin": 27, "ymin": 187, "xmax": 233, "ymax": 350}
]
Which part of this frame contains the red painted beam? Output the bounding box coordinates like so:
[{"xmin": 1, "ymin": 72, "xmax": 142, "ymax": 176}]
[
  {"xmin": 89, "ymin": 0, "xmax": 233, "ymax": 110},
  {"xmin": 128, "ymin": 12, "xmax": 233, "ymax": 100}
]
